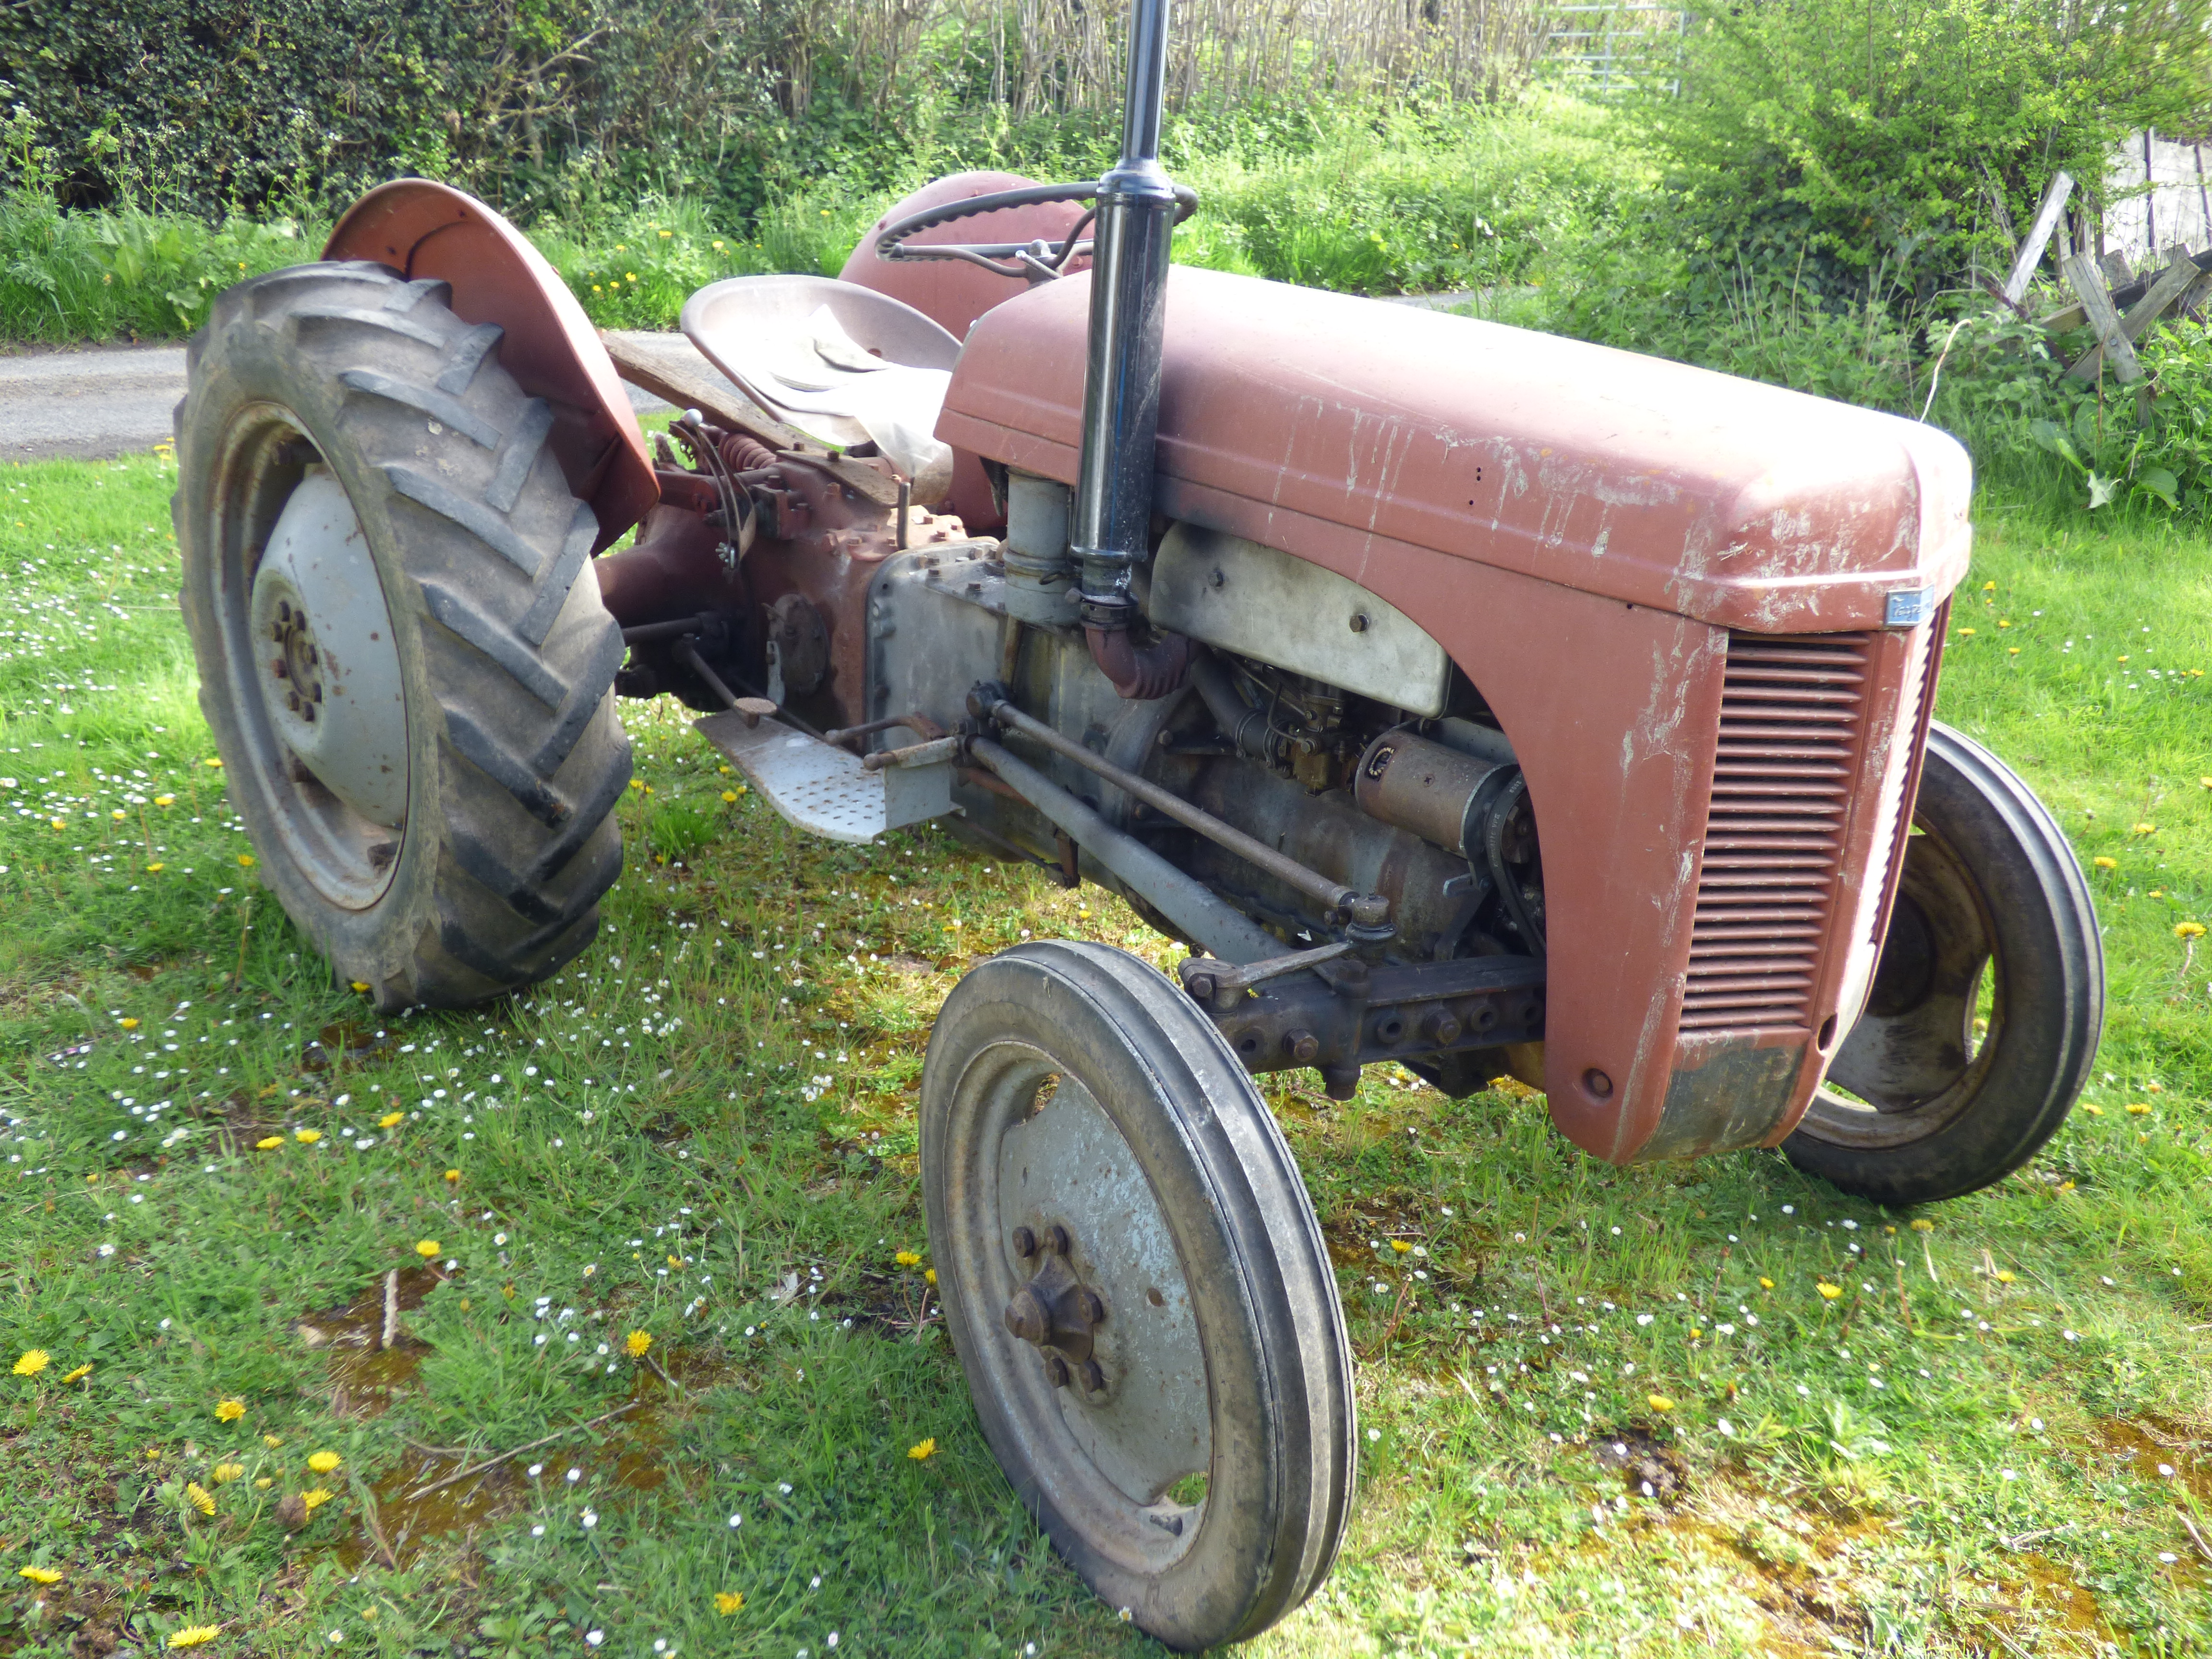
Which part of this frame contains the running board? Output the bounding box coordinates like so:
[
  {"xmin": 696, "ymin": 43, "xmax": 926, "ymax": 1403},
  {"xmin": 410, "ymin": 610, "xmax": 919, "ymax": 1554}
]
[{"xmin": 695, "ymin": 709, "xmax": 953, "ymax": 844}]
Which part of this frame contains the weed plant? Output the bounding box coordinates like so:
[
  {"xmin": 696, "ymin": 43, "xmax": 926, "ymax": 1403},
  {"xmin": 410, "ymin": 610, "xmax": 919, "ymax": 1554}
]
[{"xmin": 2, "ymin": 449, "xmax": 2210, "ymax": 1653}]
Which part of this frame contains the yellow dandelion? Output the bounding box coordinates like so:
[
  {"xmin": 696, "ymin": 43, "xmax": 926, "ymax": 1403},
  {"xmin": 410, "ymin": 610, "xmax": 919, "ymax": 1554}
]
[
  {"xmin": 721, "ymin": 790, "xmax": 738, "ymax": 803},
  {"xmin": 1981, "ymin": 580, "xmax": 1996, "ymax": 590},
  {"xmin": 238, "ymin": 854, "xmax": 254, "ymax": 868},
  {"xmin": 629, "ymin": 779, "xmax": 644, "ymax": 791},
  {"xmin": 62, "ymin": 1363, "xmax": 92, "ymax": 1384},
  {"xmin": 111, "ymin": 809, "xmax": 126, "ymax": 821},
  {"xmin": 894, "ymin": 1250, "xmax": 922, "ymax": 1268},
  {"xmin": 1816, "ymin": 1282, "xmax": 1843, "ymax": 1300},
  {"xmin": 925, "ymin": 1269, "xmax": 938, "ymax": 1286},
  {"xmin": 1758, "ymin": 1276, "xmax": 1775, "ymax": 1289},
  {"xmin": 1647, "ymin": 1395, "xmax": 1675, "ymax": 1413},
  {"xmin": 415, "ymin": 1239, "xmax": 440, "ymax": 1258},
  {"xmin": 211, "ymin": 1462, "xmax": 244, "ymax": 1484},
  {"xmin": 168, "ymin": 1627, "xmax": 219, "ymax": 1649},
  {"xmin": 307, "ymin": 1450, "xmax": 341, "ymax": 1474},
  {"xmin": 377, "ymin": 1111, "xmax": 403, "ymax": 1129},
  {"xmin": 2081, "ymin": 1103, "xmax": 2104, "ymax": 1116},
  {"xmin": 1959, "ymin": 627, "xmax": 1976, "ymax": 637},
  {"xmin": 215, "ymin": 1398, "xmax": 244, "ymax": 1422},
  {"xmin": 294, "ymin": 1129, "xmax": 321, "ymax": 1145},
  {"xmin": 120, "ymin": 1017, "xmax": 139, "ymax": 1030},
  {"xmin": 626, "ymin": 1330, "xmax": 652, "ymax": 1357},
  {"xmin": 300, "ymin": 1487, "xmax": 333, "ymax": 1513},
  {"xmin": 1911, "ymin": 1218, "xmax": 1934, "ymax": 1232},
  {"xmin": 204, "ymin": 757, "xmax": 222, "ymax": 768},
  {"xmin": 2132, "ymin": 823, "xmax": 2155, "ymax": 836},
  {"xmin": 712, "ymin": 240, "xmax": 726, "ymax": 251},
  {"xmin": 907, "ymin": 1437, "xmax": 938, "ymax": 1461},
  {"xmin": 2092, "ymin": 856, "xmax": 2116, "ymax": 871},
  {"xmin": 1997, "ymin": 619, "xmax": 2010, "ymax": 628},
  {"xmin": 254, "ymin": 1136, "xmax": 282, "ymax": 1150},
  {"xmin": 18, "ymin": 1565, "xmax": 61, "ymax": 1585},
  {"xmin": 146, "ymin": 862, "xmax": 165, "ymax": 872},
  {"xmin": 715, "ymin": 1592, "xmax": 744, "ymax": 1615},
  {"xmin": 2127, "ymin": 1103, "xmax": 2152, "ymax": 1116},
  {"xmin": 253, "ymin": 1477, "xmax": 272, "ymax": 1489},
  {"xmin": 351, "ymin": 981, "xmax": 370, "ymax": 993},
  {"xmin": 444, "ymin": 1169, "xmax": 460, "ymax": 1184},
  {"xmin": 2178, "ymin": 922, "xmax": 2206, "ymax": 940},
  {"xmin": 185, "ymin": 1481, "xmax": 215, "ymax": 1515},
  {"xmin": 13, "ymin": 1349, "xmax": 50, "ymax": 1377},
  {"xmin": 1995, "ymin": 1270, "xmax": 2016, "ymax": 1284},
  {"xmin": 262, "ymin": 1434, "xmax": 282, "ymax": 1448},
  {"xmin": 155, "ymin": 794, "xmax": 174, "ymax": 806}
]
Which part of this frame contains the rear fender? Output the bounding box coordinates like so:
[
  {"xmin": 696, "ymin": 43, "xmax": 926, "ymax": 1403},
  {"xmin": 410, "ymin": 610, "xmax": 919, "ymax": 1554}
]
[{"xmin": 325, "ymin": 180, "xmax": 657, "ymax": 549}]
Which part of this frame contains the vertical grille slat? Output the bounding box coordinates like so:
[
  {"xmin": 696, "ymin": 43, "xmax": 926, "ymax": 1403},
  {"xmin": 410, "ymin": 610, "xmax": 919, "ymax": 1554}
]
[{"xmin": 1683, "ymin": 632, "xmax": 1874, "ymax": 1035}]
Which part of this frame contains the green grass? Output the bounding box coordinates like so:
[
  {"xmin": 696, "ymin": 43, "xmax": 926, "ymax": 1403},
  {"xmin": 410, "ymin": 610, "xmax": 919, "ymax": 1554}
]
[{"xmin": 1, "ymin": 452, "xmax": 2209, "ymax": 1657}]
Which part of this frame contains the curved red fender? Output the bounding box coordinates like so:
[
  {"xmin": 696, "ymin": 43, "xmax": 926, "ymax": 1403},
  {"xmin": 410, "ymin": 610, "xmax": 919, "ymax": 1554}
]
[{"xmin": 325, "ymin": 180, "xmax": 658, "ymax": 549}]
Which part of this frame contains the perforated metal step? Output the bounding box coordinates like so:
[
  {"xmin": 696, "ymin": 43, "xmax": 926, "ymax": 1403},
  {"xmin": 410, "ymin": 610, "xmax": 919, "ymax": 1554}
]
[{"xmin": 695, "ymin": 709, "xmax": 952, "ymax": 845}]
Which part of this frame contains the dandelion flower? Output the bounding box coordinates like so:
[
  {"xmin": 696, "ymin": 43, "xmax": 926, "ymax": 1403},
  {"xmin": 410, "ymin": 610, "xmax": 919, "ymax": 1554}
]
[
  {"xmin": 2127, "ymin": 1103, "xmax": 2151, "ymax": 1116},
  {"xmin": 1995, "ymin": 1270, "xmax": 2016, "ymax": 1284},
  {"xmin": 907, "ymin": 1437, "xmax": 938, "ymax": 1461},
  {"xmin": 2178, "ymin": 922, "xmax": 2206, "ymax": 940},
  {"xmin": 262, "ymin": 1434, "xmax": 282, "ymax": 1448},
  {"xmin": 1910, "ymin": 1218, "xmax": 1934, "ymax": 1232},
  {"xmin": 211, "ymin": 1462, "xmax": 244, "ymax": 1484},
  {"xmin": 255, "ymin": 1137, "xmax": 282, "ymax": 1150},
  {"xmin": 18, "ymin": 1565, "xmax": 61, "ymax": 1585},
  {"xmin": 925, "ymin": 1269, "xmax": 937, "ymax": 1286},
  {"xmin": 146, "ymin": 862, "xmax": 165, "ymax": 872},
  {"xmin": 415, "ymin": 1239, "xmax": 441, "ymax": 1258},
  {"xmin": 1646, "ymin": 1395, "xmax": 1675, "ymax": 1413},
  {"xmin": 2131, "ymin": 823, "xmax": 2155, "ymax": 836},
  {"xmin": 622, "ymin": 1329, "xmax": 654, "ymax": 1358},
  {"xmin": 714, "ymin": 1592, "xmax": 744, "ymax": 1615},
  {"xmin": 2092, "ymin": 857, "xmax": 2116, "ymax": 871},
  {"xmin": 1816, "ymin": 1282, "xmax": 1843, "ymax": 1300},
  {"xmin": 351, "ymin": 981, "xmax": 370, "ymax": 993},
  {"xmin": 155, "ymin": 794, "xmax": 174, "ymax": 806},
  {"xmin": 13, "ymin": 1349, "xmax": 50, "ymax": 1377},
  {"xmin": 1758, "ymin": 1276, "xmax": 1775, "ymax": 1289},
  {"xmin": 300, "ymin": 1487, "xmax": 333, "ymax": 1513},
  {"xmin": 168, "ymin": 1625, "xmax": 220, "ymax": 1647},
  {"xmin": 307, "ymin": 1451, "xmax": 342, "ymax": 1474},
  {"xmin": 893, "ymin": 1250, "xmax": 922, "ymax": 1268},
  {"xmin": 61, "ymin": 1363, "xmax": 92, "ymax": 1384},
  {"xmin": 444, "ymin": 1169, "xmax": 460, "ymax": 1184},
  {"xmin": 215, "ymin": 1398, "xmax": 244, "ymax": 1422},
  {"xmin": 120, "ymin": 1018, "xmax": 139, "ymax": 1030},
  {"xmin": 1389, "ymin": 1240, "xmax": 1412, "ymax": 1254},
  {"xmin": 294, "ymin": 1130, "xmax": 321, "ymax": 1144},
  {"xmin": 721, "ymin": 791, "xmax": 738, "ymax": 803},
  {"xmin": 1959, "ymin": 627, "xmax": 1975, "ymax": 637},
  {"xmin": 377, "ymin": 1111, "xmax": 403, "ymax": 1129},
  {"xmin": 238, "ymin": 854, "xmax": 255, "ymax": 868},
  {"xmin": 185, "ymin": 1481, "xmax": 215, "ymax": 1515}
]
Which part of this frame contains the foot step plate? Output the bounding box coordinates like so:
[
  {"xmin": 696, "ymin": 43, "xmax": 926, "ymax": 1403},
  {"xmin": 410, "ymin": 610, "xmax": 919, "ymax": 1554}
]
[{"xmin": 694, "ymin": 710, "xmax": 952, "ymax": 845}]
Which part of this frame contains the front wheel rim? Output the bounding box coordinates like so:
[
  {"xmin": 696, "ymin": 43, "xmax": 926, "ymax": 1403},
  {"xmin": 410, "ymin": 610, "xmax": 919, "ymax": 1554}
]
[{"xmin": 211, "ymin": 408, "xmax": 409, "ymax": 911}]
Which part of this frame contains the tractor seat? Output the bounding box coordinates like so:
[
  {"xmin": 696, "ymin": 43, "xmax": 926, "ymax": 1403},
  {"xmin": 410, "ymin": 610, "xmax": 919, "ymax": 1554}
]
[{"xmin": 680, "ymin": 275, "xmax": 962, "ymax": 502}]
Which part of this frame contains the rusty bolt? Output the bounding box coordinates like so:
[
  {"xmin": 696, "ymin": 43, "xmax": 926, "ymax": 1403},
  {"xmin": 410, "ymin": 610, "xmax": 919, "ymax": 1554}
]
[
  {"xmin": 1077, "ymin": 1358, "xmax": 1106, "ymax": 1395},
  {"xmin": 1045, "ymin": 1224, "xmax": 1070, "ymax": 1257},
  {"xmin": 309, "ymin": 683, "xmax": 323, "ymax": 703},
  {"xmin": 272, "ymin": 659, "xmax": 288, "ymax": 679},
  {"xmin": 1285, "ymin": 1029, "xmax": 1320, "ymax": 1063},
  {"xmin": 1183, "ymin": 969, "xmax": 1217, "ymax": 1001},
  {"xmin": 1075, "ymin": 1288, "xmax": 1106, "ymax": 1327},
  {"xmin": 1011, "ymin": 1225, "xmax": 1036, "ymax": 1259},
  {"xmin": 1003, "ymin": 1287, "xmax": 1050, "ymax": 1346},
  {"xmin": 1349, "ymin": 612, "xmax": 1370, "ymax": 633},
  {"xmin": 287, "ymin": 690, "xmax": 301, "ymax": 713},
  {"xmin": 1044, "ymin": 1354, "xmax": 1070, "ymax": 1389},
  {"xmin": 301, "ymin": 702, "xmax": 316, "ymax": 723},
  {"xmin": 277, "ymin": 601, "xmax": 293, "ymax": 623},
  {"xmin": 1424, "ymin": 1010, "xmax": 1463, "ymax": 1046},
  {"xmin": 305, "ymin": 645, "xmax": 319, "ymax": 666}
]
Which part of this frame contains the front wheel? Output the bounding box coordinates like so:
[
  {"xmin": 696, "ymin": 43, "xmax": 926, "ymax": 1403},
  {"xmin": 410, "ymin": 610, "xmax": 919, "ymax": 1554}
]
[
  {"xmin": 921, "ymin": 940, "xmax": 1355, "ymax": 1650},
  {"xmin": 1784, "ymin": 722, "xmax": 2103, "ymax": 1206},
  {"xmin": 175, "ymin": 262, "xmax": 632, "ymax": 1009}
]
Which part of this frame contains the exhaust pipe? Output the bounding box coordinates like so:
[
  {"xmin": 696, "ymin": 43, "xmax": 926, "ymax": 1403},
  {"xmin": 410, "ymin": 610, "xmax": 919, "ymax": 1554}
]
[{"xmin": 1073, "ymin": 0, "xmax": 1191, "ymax": 699}]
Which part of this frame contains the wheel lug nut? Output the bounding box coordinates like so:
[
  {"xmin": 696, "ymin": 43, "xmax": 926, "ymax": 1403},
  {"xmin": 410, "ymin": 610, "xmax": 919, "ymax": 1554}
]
[
  {"xmin": 272, "ymin": 660, "xmax": 288, "ymax": 679},
  {"xmin": 1003, "ymin": 1287, "xmax": 1049, "ymax": 1346},
  {"xmin": 1075, "ymin": 1288, "xmax": 1106, "ymax": 1327},
  {"xmin": 287, "ymin": 690, "xmax": 301, "ymax": 712},
  {"xmin": 1011, "ymin": 1225, "xmax": 1036, "ymax": 1259},
  {"xmin": 1285, "ymin": 1028, "xmax": 1319, "ymax": 1063},
  {"xmin": 1044, "ymin": 1354, "xmax": 1070, "ymax": 1389},
  {"xmin": 1424, "ymin": 1010, "xmax": 1463, "ymax": 1046},
  {"xmin": 309, "ymin": 684, "xmax": 323, "ymax": 702},
  {"xmin": 1045, "ymin": 1224, "xmax": 1070, "ymax": 1257},
  {"xmin": 301, "ymin": 702, "xmax": 316, "ymax": 723},
  {"xmin": 1078, "ymin": 1358, "xmax": 1106, "ymax": 1395}
]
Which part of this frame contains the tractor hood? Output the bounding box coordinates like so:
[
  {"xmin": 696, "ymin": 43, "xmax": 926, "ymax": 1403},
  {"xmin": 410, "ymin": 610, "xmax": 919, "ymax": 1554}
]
[{"xmin": 938, "ymin": 266, "xmax": 1971, "ymax": 634}]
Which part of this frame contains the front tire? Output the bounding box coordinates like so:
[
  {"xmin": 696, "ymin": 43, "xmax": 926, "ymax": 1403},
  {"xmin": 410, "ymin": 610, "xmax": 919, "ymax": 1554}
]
[
  {"xmin": 175, "ymin": 263, "xmax": 632, "ymax": 1009},
  {"xmin": 1784, "ymin": 723, "xmax": 2103, "ymax": 1206},
  {"xmin": 921, "ymin": 940, "xmax": 1355, "ymax": 1650}
]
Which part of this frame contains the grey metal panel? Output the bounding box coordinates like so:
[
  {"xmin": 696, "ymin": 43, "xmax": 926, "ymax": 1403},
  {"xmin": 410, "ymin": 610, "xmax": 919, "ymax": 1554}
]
[
  {"xmin": 693, "ymin": 710, "xmax": 951, "ymax": 844},
  {"xmin": 1148, "ymin": 522, "xmax": 1452, "ymax": 717}
]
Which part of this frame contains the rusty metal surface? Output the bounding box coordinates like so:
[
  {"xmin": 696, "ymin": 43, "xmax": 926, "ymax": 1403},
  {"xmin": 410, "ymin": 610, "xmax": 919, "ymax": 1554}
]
[
  {"xmin": 1200, "ymin": 954, "xmax": 1546, "ymax": 1081},
  {"xmin": 935, "ymin": 265, "xmax": 1951, "ymax": 1162},
  {"xmin": 323, "ymin": 181, "xmax": 656, "ymax": 548}
]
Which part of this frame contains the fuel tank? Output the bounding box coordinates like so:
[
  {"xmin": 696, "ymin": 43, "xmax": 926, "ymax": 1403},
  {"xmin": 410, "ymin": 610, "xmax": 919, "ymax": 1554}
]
[{"xmin": 935, "ymin": 267, "xmax": 1969, "ymax": 1164}]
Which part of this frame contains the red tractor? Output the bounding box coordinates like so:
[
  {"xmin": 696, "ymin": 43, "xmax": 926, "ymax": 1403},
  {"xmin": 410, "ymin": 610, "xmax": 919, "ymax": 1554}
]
[{"xmin": 174, "ymin": 1, "xmax": 2101, "ymax": 1644}]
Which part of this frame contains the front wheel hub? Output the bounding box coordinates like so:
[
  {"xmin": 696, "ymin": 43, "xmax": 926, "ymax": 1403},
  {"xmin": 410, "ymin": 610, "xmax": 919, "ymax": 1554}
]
[{"xmin": 248, "ymin": 467, "xmax": 409, "ymax": 828}]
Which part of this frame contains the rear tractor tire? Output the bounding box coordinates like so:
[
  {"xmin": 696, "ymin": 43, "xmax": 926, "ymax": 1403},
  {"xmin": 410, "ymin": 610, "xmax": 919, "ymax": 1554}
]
[
  {"xmin": 174, "ymin": 262, "xmax": 632, "ymax": 1010},
  {"xmin": 1784, "ymin": 722, "xmax": 2103, "ymax": 1206}
]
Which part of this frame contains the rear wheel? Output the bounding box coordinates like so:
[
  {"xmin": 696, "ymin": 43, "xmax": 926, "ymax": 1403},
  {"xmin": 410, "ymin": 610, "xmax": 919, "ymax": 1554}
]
[
  {"xmin": 175, "ymin": 262, "xmax": 631, "ymax": 1009},
  {"xmin": 921, "ymin": 940, "xmax": 1354, "ymax": 1651},
  {"xmin": 1784, "ymin": 723, "xmax": 2103, "ymax": 1206}
]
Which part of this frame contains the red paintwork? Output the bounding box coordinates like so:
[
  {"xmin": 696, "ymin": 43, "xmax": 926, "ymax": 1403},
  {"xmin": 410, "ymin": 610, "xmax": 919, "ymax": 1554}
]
[
  {"xmin": 939, "ymin": 266, "xmax": 1971, "ymax": 1163},
  {"xmin": 325, "ymin": 181, "xmax": 658, "ymax": 549},
  {"xmin": 840, "ymin": 172, "xmax": 1094, "ymax": 533}
]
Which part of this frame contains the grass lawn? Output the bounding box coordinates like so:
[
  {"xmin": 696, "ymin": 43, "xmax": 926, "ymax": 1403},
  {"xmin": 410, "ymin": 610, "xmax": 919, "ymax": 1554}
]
[{"xmin": 2, "ymin": 448, "xmax": 2209, "ymax": 1658}]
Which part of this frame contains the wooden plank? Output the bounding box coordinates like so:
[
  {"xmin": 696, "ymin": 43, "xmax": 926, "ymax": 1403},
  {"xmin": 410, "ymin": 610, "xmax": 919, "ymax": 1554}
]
[
  {"xmin": 2061, "ymin": 253, "xmax": 2143, "ymax": 383},
  {"xmin": 2099, "ymin": 249, "xmax": 2135, "ymax": 287},
  {"xmin": 2040, "ymin": 300, "xmax": 2087, "ymax": 334},
  {"xmin": 2067, "ymin": 248, "xmax": 2197, "ymax": 379},
  {"xmin": 2002, "ymin": 170, "xmax": 2073, "ymax": 303},
  {"xmin": 599, "ymin": 329, "xmax": 901, "ymax": 508}
]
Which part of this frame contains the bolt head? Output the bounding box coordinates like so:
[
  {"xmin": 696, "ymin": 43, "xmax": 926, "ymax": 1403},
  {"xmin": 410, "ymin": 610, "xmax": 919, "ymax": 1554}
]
[
  {"xmin": 1044, "ymin": 1354, "xmax": 1070, "ymax": 1389},
  {"xmin": 1045, "ymin": 1224, "xmax": 1070, "ymax": 1258},
  {"xmin": 1286, "ymin": 1029, "xmax": 1320, "ymax": 1064},
  {"xmin": 272, "ymin": 659, "xmax": 288, "ymax": 679},
  {"xmin": 309, "ymin": 683, "xmax": 323, "ymax": 703},
  {"xmin": 277, "ymin": 601, "xmax": 293, "ymax": 624},
  {"xmin": 1011, "ymin": 1225, "xmax": 1036, "ymax": 1259},
  {"xmin": 301, "ymin": 701, "xmax": 316, "ymax": 723},
  {"xmin": 1076, "ymin": 1288, "xmax": 1106, "ymax": 1327},
  {"xmin": 1077, "ymin": 1358, "xmax": 1106, "ymax": 1395},
  {"xmin": 286, "ymin": 690, "xmax": 301, "ymax": 713},
  {"xmin": 1003, "ymin": 1287, "xmax": 1050, "ymax": 1346},
  {"xmin": 1427, "ymin": 1011, "xmax": 1464, "ymax": 1046}
]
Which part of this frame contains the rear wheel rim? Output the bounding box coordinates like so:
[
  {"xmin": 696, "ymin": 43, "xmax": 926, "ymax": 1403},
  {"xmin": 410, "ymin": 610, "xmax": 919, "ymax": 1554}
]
[
  {"xmin": 211, "ymin": 409, "xmax": 408, "ymax": 910},
  {"xmin": 1800, "ymin": 816, "xmax": 1999, "ymax": 1151}
]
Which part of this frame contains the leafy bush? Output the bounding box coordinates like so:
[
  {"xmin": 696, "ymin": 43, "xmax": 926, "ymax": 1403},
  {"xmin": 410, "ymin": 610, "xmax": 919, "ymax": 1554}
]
[{"xmin": 1637, "ymin": 0, "xmax": 2212, "ymax": 299}]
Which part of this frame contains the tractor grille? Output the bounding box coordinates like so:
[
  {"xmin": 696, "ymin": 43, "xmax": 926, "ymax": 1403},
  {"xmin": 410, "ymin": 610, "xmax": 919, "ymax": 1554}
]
[
  {"xmin": 1681, "ymin": 632, "xmax": 1874, "ymax": 1034},
  {"xmin": 1863, "ymin": 605, "xmax": 1947, "ymax": 946}
]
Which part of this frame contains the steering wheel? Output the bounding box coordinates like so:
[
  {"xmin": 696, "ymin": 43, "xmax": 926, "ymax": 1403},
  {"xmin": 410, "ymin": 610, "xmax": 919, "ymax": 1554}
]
[{"xmin": 873, "ymin": 180, "xmax": 1199, "ymax": 281}]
